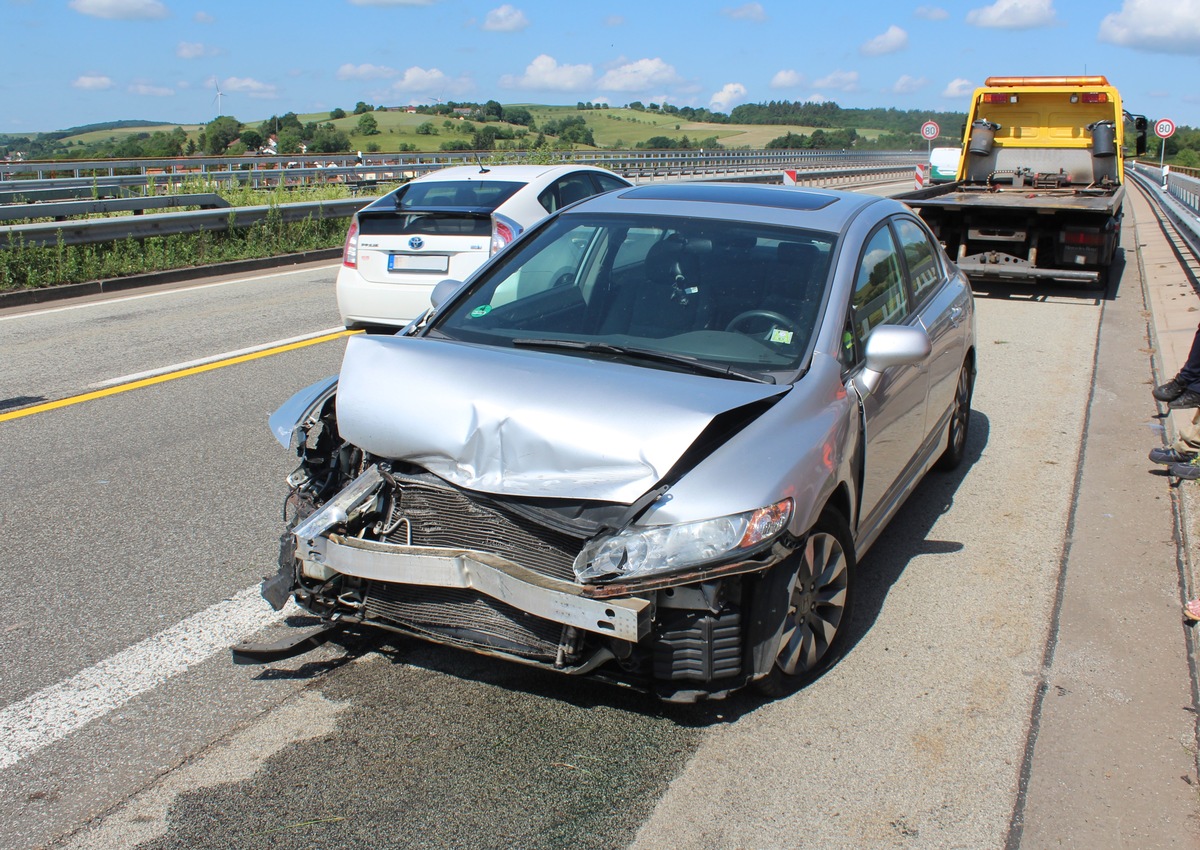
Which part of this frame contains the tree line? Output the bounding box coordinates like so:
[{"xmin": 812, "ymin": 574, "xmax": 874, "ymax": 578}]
[{"xmin": 5, "ymin": 97, "xmax": 1199, "ymax": 160}]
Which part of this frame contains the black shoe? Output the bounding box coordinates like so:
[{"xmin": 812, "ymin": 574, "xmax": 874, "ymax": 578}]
[
  {"xmin": 1170, "ymin": 461, "xmax": 1200, "ymax": 480},
  {"xmin": 1153, "ymin": 378, "xmax": 1186, "ymax": 401},
  {"xmin": 1150, "ymin": 447, "xmax": 1197, "ymax": 465},
  {"xmin": 1169, "ymin": 389, "xmax": 1200, "ymax": 409}
]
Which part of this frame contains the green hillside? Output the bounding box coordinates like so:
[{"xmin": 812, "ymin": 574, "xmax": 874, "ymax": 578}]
[{"xmin": 7, "ymin": 103, "xmax": 930, "ymax": 161}]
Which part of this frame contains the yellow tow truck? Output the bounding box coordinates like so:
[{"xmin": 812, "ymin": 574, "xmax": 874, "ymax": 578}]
[{"xmin": 900, "ymin": 75, "xmax": 1147, "ymax": 285}]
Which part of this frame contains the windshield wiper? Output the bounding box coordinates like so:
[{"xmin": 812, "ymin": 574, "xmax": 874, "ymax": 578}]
[{"xmin": 511, "ymin": 338, "xmax": 776, "ymax": 384}]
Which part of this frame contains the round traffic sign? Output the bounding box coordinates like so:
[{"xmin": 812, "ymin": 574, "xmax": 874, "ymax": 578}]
[
  {"xmin": 921, "ymin": 121, "xmax": 940, "ymax": 140},
  {"xmin": 1155, "ymin": 118, "xmax": 1176, "ymax": 139}
]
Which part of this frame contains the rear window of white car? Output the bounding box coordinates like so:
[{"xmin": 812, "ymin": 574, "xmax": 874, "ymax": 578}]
[{"xmin": 393, "ymin": 180, "xmax": 523, "ymax": 211}]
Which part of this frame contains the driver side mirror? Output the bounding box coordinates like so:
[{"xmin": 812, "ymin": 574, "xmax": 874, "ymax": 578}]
[
  {"xmin": 430, "ymin": 278, "xmax": 465, "ymax": 310},
  {"xmin": 854, "ymin": 324, "xmax": 932, "ymax": 396}
]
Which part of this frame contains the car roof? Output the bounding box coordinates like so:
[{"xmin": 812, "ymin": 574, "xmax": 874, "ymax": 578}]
[
  {"xmin": 412, "ymin": 163, "xmax": 609, "ymax": 183},
  {"xmin": 561, "ymin": 181, "xmax": 895, "ymax": 232}
]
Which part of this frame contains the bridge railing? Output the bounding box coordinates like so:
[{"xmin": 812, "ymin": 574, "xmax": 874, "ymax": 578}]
[
  {"xmin": 1131, "ymin": 162, "xmax": 1200, "ymax": 260},
  {"xmin": 0, "ymin": 153, "xmax": 922, "ymax": 249}
]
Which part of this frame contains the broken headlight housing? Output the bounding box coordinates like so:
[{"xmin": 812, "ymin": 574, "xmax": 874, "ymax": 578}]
[{"xmin": 574, "ymin": 498, "xmax": 793, "ymax": 583}]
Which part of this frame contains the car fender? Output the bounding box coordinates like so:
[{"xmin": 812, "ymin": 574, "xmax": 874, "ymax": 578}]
[
  {"xmin": 638, "ymin": 353, "xmax": 859, "ymax": 539},
  {"xmin": 268, "ymin": 375, "xmax": 338, "ymax": 449}
]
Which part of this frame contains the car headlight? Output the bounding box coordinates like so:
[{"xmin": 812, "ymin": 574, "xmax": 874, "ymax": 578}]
[{"xmin": 573, "ymin": 498, "xmax": 793, "ymax": 583}]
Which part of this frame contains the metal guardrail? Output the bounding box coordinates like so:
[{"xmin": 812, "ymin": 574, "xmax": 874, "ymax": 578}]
[
  {"xmin": 0, "ymin": 151, "xmax": 925, "ymax": 201},
  {"xmin": 0, "ymin": 152, "xmax": 926, "ymax": 248},
  {"xmin": 0, "ymin": 156, "xmax": 921, "ymax": 250},
  {"xmin": 0, "ymin": 149, "xmax": 921, "ymax": 183},
  {"xmin": 1131, "ymin": 163, "xmax": 1200, "ymax": 259},
  {"xmin": 1, "ymin": 197, "xmax": 369, "ymax": 249},
  {"xmin": 0, "ymin": 193, "xmax": 229, "ymax": 223}
]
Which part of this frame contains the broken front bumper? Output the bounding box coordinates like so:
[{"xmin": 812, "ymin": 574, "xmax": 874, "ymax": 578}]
[{"xmin": 299, "ymin": 534, "xmax": 652, "ymax": 643}]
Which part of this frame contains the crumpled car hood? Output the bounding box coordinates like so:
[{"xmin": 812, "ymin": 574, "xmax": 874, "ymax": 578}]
[{"xmin": 334, "ymin": 334, "xmax": 789, "ymax": 504}]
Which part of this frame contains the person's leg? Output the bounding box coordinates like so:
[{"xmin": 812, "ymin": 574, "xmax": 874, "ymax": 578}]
[
  {"xmin": 1176, "ymin": 323, "xmax": 1200, "ymax": 389},
  {"xmin": 1155, "ymin": 324, "xmax": 1200, "ymax": 406}
]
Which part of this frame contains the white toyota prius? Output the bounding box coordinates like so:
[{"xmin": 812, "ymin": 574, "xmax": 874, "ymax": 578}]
[{"xmin": 336, "ymin": 163, "xmax": 632, "ymax": 331}]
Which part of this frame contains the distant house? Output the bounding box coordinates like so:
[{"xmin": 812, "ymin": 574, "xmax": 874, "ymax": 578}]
[{"xmin": 452, "ymin": 107, "xmax": 472, "ymax": 117}]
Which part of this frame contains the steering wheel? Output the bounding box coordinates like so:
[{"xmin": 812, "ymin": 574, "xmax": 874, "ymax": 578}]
[{"xmin": 725, "ymin": 310, "xmax": 796, "ymax": 337}]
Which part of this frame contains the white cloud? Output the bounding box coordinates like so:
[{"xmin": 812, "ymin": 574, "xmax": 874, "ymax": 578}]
[
  {"xmin": 942, "ymin": 78, "xmax": 974, "ymax": 97},
  {"xmin": 336, "ymin": 63, "xmax": 397, "ymax": 80},
  {"xmin": 915, "ymin": 6, "xmax": 949, "ymax": 19},
  {"xmin": 1099, "ymin": 0, "xmax": 1200, "ymax": 53},
  {"xmin": 176, "ymin": 41, "xmax": 216, "ymax": 59},
  {"xmin": 966, "ymin": 0, "xmax": 1057, "ymax": 29},
  {"xmin": 483, "ymin": 4, "xmax": 528, "ymax": 31},
  {"xmin": 605, "ymin": 15, "xmax": 625, "ymax": 26},
  {"xmin": 892, "ymin": 74, "xmax": 928, "ymax": 93},
  {"xmin": 221, "ymin": 76, "xmax": 278, "ymax": 99},
  {"xmin": 194, "ymin": 11, "xmax": 214, "ymax": 23},
  {"xmin": 129, "ymin": 82, "xmax": 173, "ymax": 96},
  {"xmin": 499, "ymin": 55, "xmax": 593, "ymax": 91},
  {"xmin": 68, "ymin": 0, "xmax": 167, "ymax": 19},
  {"xmin": 721, "ymin": 3, "xmax": 766, "ymax": 21},
  {"xmin": 805, "ymin": 93, "xmax": 829, "ymax": 104},
  {"xmin": 391, "ymin": 66, "xmax": 471, "ymax": 96},
  {"xmin": 72, "ymin": 73, "xmax": 114, "ymax": 90},
  {"xmin": 861, "ymin": 25, "xmax": 908, "ymax": 56},
  {"xmin": 710, "ymin": 82, "xmax": 747, "ymax": 111},
  {"xmin": 770, "ymin": 70, "xmax": 806, "ymax": 89},
  {"xmin": 813, "ymin": 70, "xmax": 860, "ymax": 92},
  {"xmin": 597, "ymin": 58, "xmax": 682, "ymax": 92}
]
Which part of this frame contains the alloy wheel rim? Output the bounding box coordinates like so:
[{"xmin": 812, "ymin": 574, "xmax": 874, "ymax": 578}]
[
  {"xmin": 949, "ymin": 367, "xmax": 970, "ymax": 454},
  {"xmin": 776, "ymin": 531, "xmax": 849, "ymax": 676}
]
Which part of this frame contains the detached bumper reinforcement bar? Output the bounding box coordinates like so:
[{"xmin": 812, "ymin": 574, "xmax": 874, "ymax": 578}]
[{"xmin": 231, "ymin": 622, "xmax": 344, "ymax": 665}]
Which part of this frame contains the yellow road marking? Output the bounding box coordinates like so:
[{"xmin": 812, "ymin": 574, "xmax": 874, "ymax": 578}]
[{"xmin": 0, "ymin": 329, "xmax": 358, "ymax": 424}]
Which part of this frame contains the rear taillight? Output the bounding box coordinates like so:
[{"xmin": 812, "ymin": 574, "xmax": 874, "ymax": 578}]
[
  {"xmin": 490, "ymin": 213, "xmax": 523, "ymax": 256},
  {"xmin": 1062, "ymin": 230, "xmax": 1105, "ymax": 246},
  {"xmin": 1081, "ymin": 92, "xmax": 1108, "ymax": 104},
  {"xmin": 342, "ymin": 218, "xmax": 359, "ymax": 268}
]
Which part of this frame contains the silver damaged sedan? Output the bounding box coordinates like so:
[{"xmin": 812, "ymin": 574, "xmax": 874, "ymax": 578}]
[{"xmin": 256, "ymin": 182, "xmax": 976, "ymax": 702}]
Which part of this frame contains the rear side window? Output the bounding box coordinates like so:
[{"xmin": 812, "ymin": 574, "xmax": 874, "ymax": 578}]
[
  {"xmin": 892, "ymin": 217, "xmax": 942, "ymax": 303},
  {"xmin": 851, "ymin": 225, "xmax": 908, "ymax": 349}
]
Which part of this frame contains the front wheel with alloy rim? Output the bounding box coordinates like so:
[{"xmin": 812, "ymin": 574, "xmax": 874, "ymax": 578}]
[
  {"xmin": 936, "ymin": 358, "xmax": 974, "ymax": 471},
  {"xmin": 755, "ymin": 509, "xmax": 855, "ymax": 696}
]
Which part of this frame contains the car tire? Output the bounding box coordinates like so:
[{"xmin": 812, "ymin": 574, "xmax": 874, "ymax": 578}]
[
  {"xmin": 936, "ymin": 359, "xmax": 974, "ymax": 471},
  {"xmin": 755, "ymin": 508, "xmax": 855, "ymax": 697}
]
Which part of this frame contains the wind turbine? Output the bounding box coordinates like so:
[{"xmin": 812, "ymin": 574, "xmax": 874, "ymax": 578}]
[{"xmin": 212, "ymin": 80, "xmax": 226, "ymax": 117}]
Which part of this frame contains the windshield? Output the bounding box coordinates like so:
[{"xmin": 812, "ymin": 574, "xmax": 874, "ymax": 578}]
[{"xmin": 427, "ymin": 213, "xmax": 836, "ymax": 376}]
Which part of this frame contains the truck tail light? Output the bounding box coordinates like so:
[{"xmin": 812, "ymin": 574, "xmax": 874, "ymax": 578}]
[
  {"xmin": 342, "ymin": 218, "xmax": 359, "ymax": 268},
  {"xmin": 1063, "ymin": 230, "xmax": 1105, "ymax": 246},
  {"xmin": 982, "ymin": 93, "xmax": 1017, "ymax": 104},
  {"xmin": 1081, "ymin": 92, "xmax": 1109, "ymax": 103}
]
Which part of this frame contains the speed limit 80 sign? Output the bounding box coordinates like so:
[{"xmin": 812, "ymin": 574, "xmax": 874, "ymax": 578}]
[
  {"xmin": 921, "ymin": 121, "xmax": 940, "ymax": 141},
  {"xmin": 1155, "ymin": 118, "xmax": 1176, "ymax": 139}
]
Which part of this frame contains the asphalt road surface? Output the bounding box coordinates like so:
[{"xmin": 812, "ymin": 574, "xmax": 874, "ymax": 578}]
[{"xmin": 1, "ymin": 187, "xmax": 1196, "ymax": 849}]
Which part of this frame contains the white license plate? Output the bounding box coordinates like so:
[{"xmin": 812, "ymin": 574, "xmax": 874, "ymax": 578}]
[{"xmin": 388, "ymin": 254, "xmax": 449, "ymax": 273}]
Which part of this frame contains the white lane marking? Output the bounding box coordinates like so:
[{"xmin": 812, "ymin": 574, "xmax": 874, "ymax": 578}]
[
  {"xmin": 0, "ymin": 263, "xmax": 340, "ymax": 323},
  {"xmin": 0, "ymin": 585, "xmax": 288, "ymax": 771},
  {"xmin": 87, "ymin": 326, "xmax": 348, "ymax": 388}
]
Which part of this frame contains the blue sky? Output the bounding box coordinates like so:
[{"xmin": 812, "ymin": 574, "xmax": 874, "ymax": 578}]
[{"xmin": 3, "ymin": 0, "xmax": 1199, "ymax": 134}]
